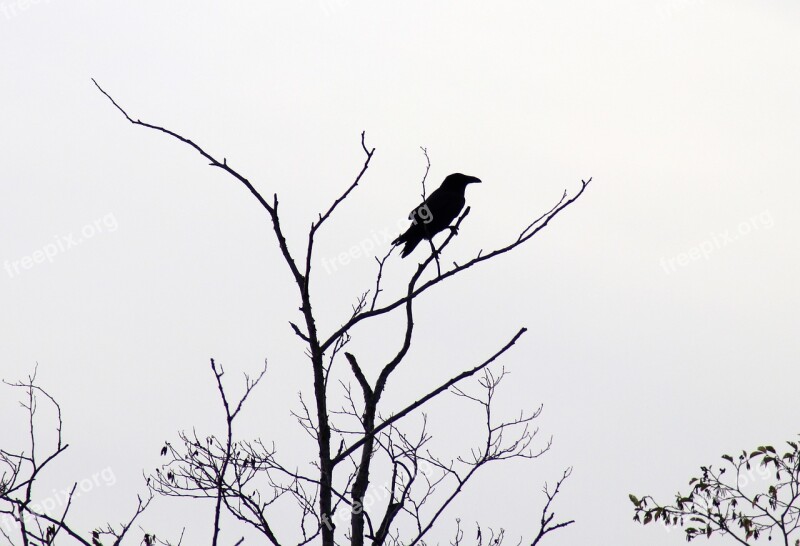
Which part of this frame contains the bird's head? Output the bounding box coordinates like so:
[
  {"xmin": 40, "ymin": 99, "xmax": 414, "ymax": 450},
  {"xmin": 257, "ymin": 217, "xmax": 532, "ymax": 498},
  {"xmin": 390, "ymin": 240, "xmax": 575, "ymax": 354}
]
[{"xmin": 441, "ymin": 173, "xmax": 482, "ymax": 190}]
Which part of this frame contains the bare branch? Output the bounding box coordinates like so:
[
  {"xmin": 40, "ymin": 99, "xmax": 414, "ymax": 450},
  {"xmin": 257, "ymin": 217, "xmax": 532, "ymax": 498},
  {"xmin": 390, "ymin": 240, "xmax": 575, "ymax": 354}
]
[
  {"xmin": 530, "ymin": 468, "xmax": 574, "ymax": 546},
  {"xmin": 92, "ymin": 79, "xmax": 306, "ymax": 288}
]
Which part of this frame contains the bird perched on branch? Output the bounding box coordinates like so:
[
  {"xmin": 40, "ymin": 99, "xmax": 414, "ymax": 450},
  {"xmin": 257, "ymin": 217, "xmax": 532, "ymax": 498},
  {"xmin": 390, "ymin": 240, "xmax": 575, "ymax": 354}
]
[{"xmin": 392, "ymin": 173, "xmax": 481, "ymax": 258}]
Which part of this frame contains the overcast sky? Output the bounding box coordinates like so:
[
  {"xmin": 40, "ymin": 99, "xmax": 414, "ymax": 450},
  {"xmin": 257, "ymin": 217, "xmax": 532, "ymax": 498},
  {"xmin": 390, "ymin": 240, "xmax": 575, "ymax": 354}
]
[{"xmin": 2, "ymin": 1, "xmax": 799, "ymax": 544}]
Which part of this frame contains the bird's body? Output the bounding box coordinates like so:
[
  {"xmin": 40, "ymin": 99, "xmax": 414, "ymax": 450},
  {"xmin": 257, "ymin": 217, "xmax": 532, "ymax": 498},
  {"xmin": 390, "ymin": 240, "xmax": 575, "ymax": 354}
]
[{"xmin": 392, "ymin": 173, "xmax": 481, "ymax": 258}]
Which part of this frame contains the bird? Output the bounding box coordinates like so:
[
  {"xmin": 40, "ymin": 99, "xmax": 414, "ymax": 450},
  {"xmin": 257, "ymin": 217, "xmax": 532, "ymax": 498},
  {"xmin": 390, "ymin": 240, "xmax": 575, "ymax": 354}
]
[{"xmin": 392, "ymin": 173, "xmax": 481, "ymax": 258}]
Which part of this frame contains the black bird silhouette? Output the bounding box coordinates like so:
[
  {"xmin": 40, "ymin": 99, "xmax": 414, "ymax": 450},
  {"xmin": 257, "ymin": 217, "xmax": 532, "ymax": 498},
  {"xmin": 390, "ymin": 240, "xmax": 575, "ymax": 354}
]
[{"xmin": 392, "ymin": 173, "xmax": 481, "ymax": 258}]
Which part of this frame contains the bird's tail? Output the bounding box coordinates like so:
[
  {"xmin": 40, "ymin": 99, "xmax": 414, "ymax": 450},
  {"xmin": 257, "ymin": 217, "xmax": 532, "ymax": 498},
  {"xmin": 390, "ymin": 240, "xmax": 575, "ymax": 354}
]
[{"xmin": 391, "ymin": 233, "xmax": 420, "ymax": 258}]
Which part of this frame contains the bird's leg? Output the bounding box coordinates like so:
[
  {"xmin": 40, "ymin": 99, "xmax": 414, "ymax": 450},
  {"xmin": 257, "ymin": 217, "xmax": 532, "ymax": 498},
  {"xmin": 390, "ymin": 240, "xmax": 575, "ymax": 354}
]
[{"xmin": 426, "ymin": 239, "xmax": 442, "ymax": 276}]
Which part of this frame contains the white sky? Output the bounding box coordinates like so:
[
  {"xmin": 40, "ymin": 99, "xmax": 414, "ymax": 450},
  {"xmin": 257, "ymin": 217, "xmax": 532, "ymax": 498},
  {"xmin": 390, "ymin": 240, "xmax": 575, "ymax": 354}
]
[{"xmin": 1, "ymin": 1, "xmax": 799, "ymax": 544}]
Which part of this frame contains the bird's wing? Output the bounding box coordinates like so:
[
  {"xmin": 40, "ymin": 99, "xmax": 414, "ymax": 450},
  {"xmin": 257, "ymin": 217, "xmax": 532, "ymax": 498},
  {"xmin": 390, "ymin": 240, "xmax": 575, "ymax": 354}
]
[
  {"xmin": 423, "ymin": 187, "xmax": 447, "ymax": 209},
  {"xmin": 425, "ymin": 188, "xmax": 464, "ymax": 225},
  {"xmin": 407, "ymin": 186, "xmax": 447, "ymax": 218}
]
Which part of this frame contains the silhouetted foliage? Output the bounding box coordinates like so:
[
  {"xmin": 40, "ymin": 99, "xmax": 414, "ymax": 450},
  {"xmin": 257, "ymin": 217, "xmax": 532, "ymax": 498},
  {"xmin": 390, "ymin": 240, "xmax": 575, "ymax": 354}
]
[{"xmin": 631, "ymin": 439, "xmax": 800, "ymax": 545}]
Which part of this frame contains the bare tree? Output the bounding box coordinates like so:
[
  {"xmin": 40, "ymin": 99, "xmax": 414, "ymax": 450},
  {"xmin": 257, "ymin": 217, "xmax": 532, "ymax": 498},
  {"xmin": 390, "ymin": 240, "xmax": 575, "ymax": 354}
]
[
  {"xmin": 90, "ymin": 78, "xmax": 590, "ymax": 545},
  {"xmin": 0, "ymin": 368, "xmax": 180, "ymax": 546},
  {"xmin": 630, "ymin": 440, "xmax": 800, "ymax": 545}
]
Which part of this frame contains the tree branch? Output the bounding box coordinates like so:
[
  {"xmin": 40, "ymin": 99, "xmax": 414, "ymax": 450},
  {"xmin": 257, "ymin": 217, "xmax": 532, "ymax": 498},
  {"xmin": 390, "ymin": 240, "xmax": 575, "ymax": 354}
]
[{"xmin": 333, "ymin": 327, "xmax": 527, "ymax": 466}]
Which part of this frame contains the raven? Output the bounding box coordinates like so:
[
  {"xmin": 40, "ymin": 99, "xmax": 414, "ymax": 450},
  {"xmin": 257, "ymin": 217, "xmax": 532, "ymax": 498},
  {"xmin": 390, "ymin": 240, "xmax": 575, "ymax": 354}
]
[{"xmin": 392, "ymin": 173, "xmax": 481, "ymax": 258}]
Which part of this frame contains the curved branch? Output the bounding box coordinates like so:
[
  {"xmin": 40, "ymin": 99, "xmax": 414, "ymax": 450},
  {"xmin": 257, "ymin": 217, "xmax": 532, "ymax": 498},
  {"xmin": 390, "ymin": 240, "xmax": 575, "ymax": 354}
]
[{"xmin": 322, "ymin": 178, "xmax": 592, "ymax": 352}]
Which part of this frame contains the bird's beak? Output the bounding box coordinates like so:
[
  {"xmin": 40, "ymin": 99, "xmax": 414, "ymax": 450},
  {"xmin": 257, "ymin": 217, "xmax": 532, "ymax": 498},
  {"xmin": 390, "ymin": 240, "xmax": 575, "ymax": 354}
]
[{"xmin": 468, "ymin": 176, "xmax": 482, "ymax": 184}]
